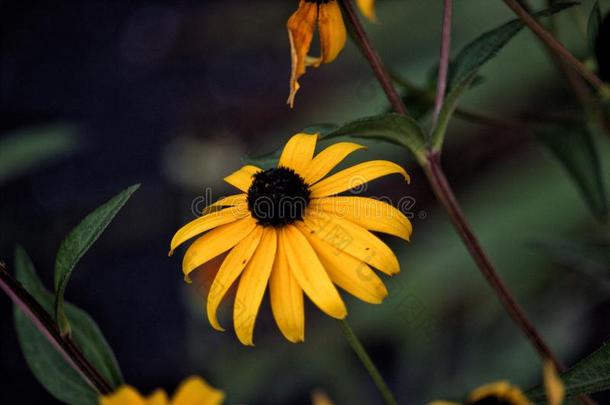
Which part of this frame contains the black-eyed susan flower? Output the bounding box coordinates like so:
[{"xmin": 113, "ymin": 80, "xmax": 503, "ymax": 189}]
[
  {"xmin": 287, "ymin": 0, "xmax": 376, "ymax": 107},
  {"xmin": 428, "ymin": 360, "xmax": 565, "ymax": 405},
  {"xmin": 428, "ymin": 381, "xmax": 534, "ymax": 405},
  {"xmin": 170, "ymin": 133, "xmax": 411, "ymax": 345},
  {"xmin": 100, "ymin": 376, "xmax": 224, "ymax": 405}
]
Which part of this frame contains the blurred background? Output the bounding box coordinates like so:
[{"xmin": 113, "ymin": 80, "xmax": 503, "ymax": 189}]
[{"xmin": 1, "ymin": 0, "xmax": 610, "ymax": 404}]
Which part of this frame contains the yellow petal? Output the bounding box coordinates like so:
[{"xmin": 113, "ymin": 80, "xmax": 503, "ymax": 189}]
[
  {"xmin": 287, "ymin": 0, "xmax": 318, "ymax": 107},
  {"xmin": 278, "ymin": 133, "xmax": 318, "ymax": 175},
  {"xmin": 146, "ymin": 390, "xmax": 168, "ymax": 405},
  {"xmin": 207, "ymin": 226, "xmax": 263, "ymax": 331},
  {"xmin": 468, "ymin": 381, "xmax": 533, "ymax": 405},
  {"xmin": 201, "ymin": 194, "xmax": 248, "ymax": 215},
  {"xmin": 223, "ymin": 165, "xmax": 262, "ymax": 192},
  {"xmin": 281, "ymin": 225, "xmax": 347, "ymax": 319},
  {"xmin": 182, "ymin": 216, "xmax": 257, "ymax": 279},
  {"xmin": 169, "ymin": 207, "xmax": 247, "ymax": 255},
  {"xmin": 303, "ymin": 227, "xmax": 387, "ymax": 304},
  {"xmin": 270, "ymin": 236, "xmax": 305, "ymax": 342},
  {"xmin": 172, "ymin": 376, "xmax": 225, "ymax": 405},
  {"xmin": 313, "ymin": 0, "xmax": 347, "ymax": 66},
  {"xmin": 310, "ymin": 160, "xmax": 410, "ymax": 198},
  {"xmin": 233, "ymin": 227, "xmax": 277, "ymax": 345},
  {"xmin": 311, "ymin": 389, "xmax": 335, "ymax": 405},
  {"xmin": 310, "ymin": 196, "xmax": 412, "ymax": 241},
  {"xmin": 100, "ymin": 386, "xmax": 148, "ymax": 405},
  {"xmin": 543, "ymin": 360, "xmax": 565, "ymax": 405},
  {"xmin": 356, "ymin": 0, "xmax": 377, "ymax": 22},
  {"xmin": 303, "ymin": 210, "xmax": 400, "ymax": 275},
  {"xmin": 302, "ymin": 142, "xmax": 366, "ymax": 185}
]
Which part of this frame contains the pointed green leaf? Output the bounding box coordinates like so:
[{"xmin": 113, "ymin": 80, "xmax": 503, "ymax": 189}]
[
  {"xmin": 537, "ymin": 125, "xmax": 608, "ymax": 221},
  {"xmin": 321, "ymin": 113, "xmax": 427, "ymax": 163},
  {"xmin": 431, "ymin": 2, "xmax": 578, "ymax": 151},
  {"xmin": 528, "ymin": 341, "xmax": 610, "ymax": 400},
  {"xmin": 54, "ymin": 184, "xmax": 140, "ymax": 334},
  {"xmin": 588, "ymin": 1, "xmax": 602, "ymax": 54},
  {"xmin": 14, "ymin": 246, "xmax": 123, "ymax": 405}
]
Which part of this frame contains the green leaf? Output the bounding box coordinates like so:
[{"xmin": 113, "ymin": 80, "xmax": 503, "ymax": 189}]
[
  {"xmin": 14, "ymin": 246, "xmax": 123, "ymax": 405},
  {"xmin": 537, "ymin": 124, "xmax": 608, "ymax": 222},
  {"xmin": 431, "ymin": 2, "xmax": 578, "ymax": 151},
  {"xmin": 530, "ymin": 238, "xmax": 610, "ymax": 277},
  {"xmin": 0, "ymin": 123, "xmax": 79, "ymax": 184},
  {"xmin": 587, "ymin": 1, "xmax": 602, "ymax": 54},
  {"xmin": 321, "ymin": 113, "xmax": 427, "ymax": 163},
  {"xmin": 54, "ymin": 184, "xmax": 140, "ymax": 334},
  {"xmin": 528, "ymin": 341, "xmax": 610, "ymax": 400}
]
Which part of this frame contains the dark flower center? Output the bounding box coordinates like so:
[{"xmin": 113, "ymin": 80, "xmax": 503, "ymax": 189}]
[
  {"xmin": 305, "ymin": 0, "xmax": 331, "ymax": 4},
  {"xmin": 467, "ymin": 396, "xmax": 514, "ymax": 405},
  {"xmin": 247, "ymin": 167, "xmax": 311, "ymax": 227}
]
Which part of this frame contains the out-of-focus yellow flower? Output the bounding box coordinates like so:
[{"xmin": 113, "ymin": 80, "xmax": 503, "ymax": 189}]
[
  {"xmin": 286, "ymin": 0, "xmax": 376, "ymax": 107},
  {"xmin": 428, "ymin": 381, "xmax": 534, "ymax": 405},
  {"xmin": 100, "ymin": 376, "xmax": 225, "ymax": 405},
  {"xmin": 170, "ymin": 133, "xmax": 411, "ymax": 345},
  {"xmin": 311, "ymin": 389, "xmax": 335, "ymax": 405},
  {"xmin": 428, "ymin": 362, "xmax": 566, "ymax": 405}
]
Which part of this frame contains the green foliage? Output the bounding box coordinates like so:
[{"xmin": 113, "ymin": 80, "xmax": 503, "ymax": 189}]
[
  {"xmin": 431, "ymin": 2, "xmax": 578, "ymax": 151},
  {"xmin": 528, "ymin": 341, "xmax": 610, "ymax": 400},
  {"xmin": 13, "ymin": 246, "xmax": 123, "ymax": 405},
  {"xmin": 0, "ymin": 124, "xmax": 79, "ymax": 184},
  {"xmin": 530, "ymin": 238, "xmax": 610, "ymax": 277},
  {"xmin": 588, "ymin": 1, "xmax": 602, "ymax": 54},
  {"xmin": 321, "ymin": 113, "xmax": 427, "ymax": 163},
  {"xmin": 537, "ymin": 125, "xmax": 608, "ymax": 222},
  {"xmin": 54, "ymin": 184, "xmax": 140, "ymax": 335}
]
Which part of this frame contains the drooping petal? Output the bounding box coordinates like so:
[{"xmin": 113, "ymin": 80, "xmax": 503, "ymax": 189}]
[
  {"xmin": 99, "ymin": 386, "xmax": 149, "ymax": 405},
  {"xmin": 270, "ymin": 235, "xmax": 305, "ymax": 342},
  {"xmin": 310, "ymin": 160, "xmax": 410, "ymax": 198},
  {"xmin": 201, "ymin": 193, "xmax": 248, "ymax": 215},
  {"xmin": 302, "ymin": 210, "xmax": 400, "ymax": 275},
  {"xmin": 182, "ymin": 216, "xmax": 257, "ymax": 279},
  {"xmin": 172, "ymin": 376, "xmax": 225, "ymax": 405},
  {"xmin": 223, "ymin": 165, "xmax": 262, "ymax": 192},
  {"xmin": 207, "ymin": 226, "xmax": 263, "ymax": 331},
  {"xmin": 309, "ymin": 196, "xmax": 412, "ymax": 240},
  {"xmin": 311, "ymin": 0, "xmax": 347, "ymax": 66},
  {"xmin": 287, "ymin": 0, "xmax": 319, "ymax": 107},
  {"xmin": 302, "ymin": 142, "xmax": 366, "ymax": 185},
  {"xmin": 281, "ymin": 225, "xmax": 347, "ymax": 319},
  {"xmin": 233, "ymin": 227, "xmax": 277, "ymax": 345},
  {"xmin": 169, "ymin": 207, "xmax": 247, "ymax": 255},
  {"xmin": 304, "ymin": 228, "xmax": 387, "ymax": 304},
  {"xmin": 356, "ymin": 0, "xmax": 377, "ymax": 22},
  {"xmin": 278, "ymin": 133, "xmax": 318, "ymax": 175}
]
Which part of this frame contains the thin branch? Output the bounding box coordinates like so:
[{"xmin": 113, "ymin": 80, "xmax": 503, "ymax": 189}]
[
  {"xmin": 432, "ymin": 0, "xmax": 454, "ymax": 127},
  {"xmin": 0, "ymin": 262, "xmax": 113, "ymax": 394},
  {"xmin": 503, "ymin": 0, "xmax": 605, "ymax": 92}
]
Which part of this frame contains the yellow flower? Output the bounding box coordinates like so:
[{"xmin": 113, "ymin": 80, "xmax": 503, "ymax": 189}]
[
  {"xmin": 170, "ymin": 133, "xmax": 411, "ymax": 345},
  {"xmin": 287, "ymin": 0, "xmax": 376, "ymax": 107},
  {"xmin": 100, "ymin": 376, "xmax": 225, "ymax": 405},
  {"xmin": 429, "ymin": 361, "xmax": 566, "ymax": 405}
]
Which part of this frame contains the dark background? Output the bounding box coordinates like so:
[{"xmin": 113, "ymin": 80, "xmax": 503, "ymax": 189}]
[{"xmin": 1, "ymin": 0, "xmax": 610, "ymax": 404}]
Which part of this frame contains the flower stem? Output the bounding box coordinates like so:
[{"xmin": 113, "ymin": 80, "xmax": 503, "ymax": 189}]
[
  {"xmin": 343, "ymin": 0, "xmax": 569, "ymax": 374},
  {"xmin": 337, "ymin": 319, "xmax": 398, "ymax": 405},
  {"xmin": 338, "ymin": 0, "xmax": 408, "ymax": 115},
  {"xmin": 503, "ymin": 0, "xmax": 605, "ymax": 92},
  {"xmin": 432, "ymin": 0, "xmax": 454, "ymax": 127},
  {"xmin": 0, "ymin": 262, "xmax": 113, "ymax": 395}
]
